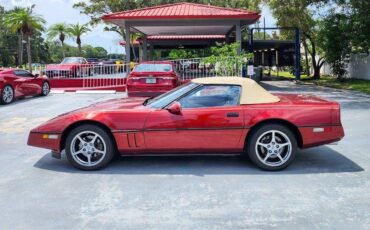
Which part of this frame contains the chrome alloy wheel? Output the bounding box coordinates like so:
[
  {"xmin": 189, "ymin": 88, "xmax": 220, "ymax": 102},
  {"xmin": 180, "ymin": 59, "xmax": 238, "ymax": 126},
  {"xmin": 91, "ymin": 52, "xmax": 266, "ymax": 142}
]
[
  {"xmin": 70, "ymin": 131, "xmax": 107, "ymax": 167},
  {"xmin": 2, "ymin": 85, "xmax": 13, "ymax": 103},
  {"xmin": 255, "ymin": 130, "xmax": 292, "ymax": 167},
  {"xmin": 42, "ymin": 82, "xmax": 49, "ymax": 95}
]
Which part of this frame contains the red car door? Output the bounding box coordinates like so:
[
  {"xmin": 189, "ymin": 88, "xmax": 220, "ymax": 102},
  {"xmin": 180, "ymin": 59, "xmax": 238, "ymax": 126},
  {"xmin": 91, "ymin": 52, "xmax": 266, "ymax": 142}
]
[
  {"xmin": 13, "ymin": 70, "xmax": 40, "ymax": 95},
  {"xmin": 144, "ymin": 85, "xmax": 245, "ymax": 152}
]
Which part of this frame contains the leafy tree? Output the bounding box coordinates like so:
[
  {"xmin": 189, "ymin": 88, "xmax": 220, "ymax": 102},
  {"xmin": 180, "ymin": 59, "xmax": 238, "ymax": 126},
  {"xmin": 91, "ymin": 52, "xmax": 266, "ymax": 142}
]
[
  {"xmin": 68, "ymin": 23, "xmax": 91, "ymax": 56},
  {"xmin": 348, "ymin": 0, "xmax": 370, "ymax": 54},
  {"xmin": 318, "ymin": 12, "xmax": 351, "ymax": 79},
  {"xmin": 0, "ymin": 6, "xmax": 16, "ymax": 67},
  {"xmin": 267, "ymin": 0, "xmax": 325, "ymax": 79},
  {"xmin": 30, "ymin": 30, "xmax": 50, "ymax": 64},
  {"xmin": 204, "ymin": 42, "xmax": 253, "ymax": 76},
  {"xmin": 82, "ymin": 45, "xmax": 108, "ymax": 59},
  {"xmin": 47, "ymin": 23, "xmax": 70, "ymax": 58},
  {"xmin": 3, "ymin": 6, "xmax": 45, "ymax": 72}
]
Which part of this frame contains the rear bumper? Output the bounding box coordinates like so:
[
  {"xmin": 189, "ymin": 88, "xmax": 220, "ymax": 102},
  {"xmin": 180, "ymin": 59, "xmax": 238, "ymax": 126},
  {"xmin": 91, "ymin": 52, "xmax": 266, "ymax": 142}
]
[
  {"xmin": 27, "ymin": 132, "xmax": 62, "ymax": 153},
  {"xmin": 127, "ymin": 85, "xmax": 176, "ymax": 97},
  {"xmin": 299, "ymin": 125, "xmax": 345, "ymax": 148},
  {"xmin": 127, "ymin": 90, "xmax": 168, "ymax": 97}
]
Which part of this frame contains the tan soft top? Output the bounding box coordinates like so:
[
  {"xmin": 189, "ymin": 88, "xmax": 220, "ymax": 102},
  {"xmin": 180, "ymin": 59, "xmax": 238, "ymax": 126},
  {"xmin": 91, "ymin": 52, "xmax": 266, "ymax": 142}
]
[{"xmin": 191, "ymin": 77, "xmax": 280, "ymax": 104}]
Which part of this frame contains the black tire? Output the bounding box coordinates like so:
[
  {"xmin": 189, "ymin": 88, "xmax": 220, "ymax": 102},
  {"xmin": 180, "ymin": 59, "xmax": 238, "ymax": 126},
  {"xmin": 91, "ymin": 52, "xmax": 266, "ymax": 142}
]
[
  {"xmin": 65, "ymin": 124, "xmax": 115, "ymax": 170},
  {"xmin": 40, "ymin": 81, "xmax": 50, "ymax": 96},
  {"xmin": 246, "ymin": 124, "xmax": 297, "ymax": 171},
  {"xmin": 0, "ymin": 85, "xmax": 14, "ymax": 105}
]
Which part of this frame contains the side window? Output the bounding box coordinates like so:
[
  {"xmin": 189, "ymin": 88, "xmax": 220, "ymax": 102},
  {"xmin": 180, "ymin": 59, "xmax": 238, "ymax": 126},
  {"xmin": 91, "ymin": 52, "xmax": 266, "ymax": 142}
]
[
  {"xmin": 178, "ymin": 85, "xmax": 241, "ymax": 108},
  {"xmin": 14, "ymin": 70, "xmax": 34, "ymax": 78}
]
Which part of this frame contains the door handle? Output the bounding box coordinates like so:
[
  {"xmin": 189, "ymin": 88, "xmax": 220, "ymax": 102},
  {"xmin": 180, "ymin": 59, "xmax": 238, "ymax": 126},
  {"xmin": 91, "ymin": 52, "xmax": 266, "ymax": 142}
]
[{"xmin": 227, "ymin": 112, "xmax": 239, "ymax": 117}]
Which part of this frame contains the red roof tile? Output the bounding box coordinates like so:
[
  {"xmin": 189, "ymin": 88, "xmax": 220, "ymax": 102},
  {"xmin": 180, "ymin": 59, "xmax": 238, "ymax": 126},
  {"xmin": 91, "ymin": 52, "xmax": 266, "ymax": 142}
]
[{"xmin": 103, "ymin": 2, "xmax": 259, "ymax": 20}]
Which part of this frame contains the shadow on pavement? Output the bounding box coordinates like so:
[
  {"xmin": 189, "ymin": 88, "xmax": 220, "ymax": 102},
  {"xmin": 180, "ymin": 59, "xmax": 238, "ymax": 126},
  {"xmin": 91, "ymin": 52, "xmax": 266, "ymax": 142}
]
[{"xmin": 33, "ymin": 146, "xmax": 363, "ymax": 175}]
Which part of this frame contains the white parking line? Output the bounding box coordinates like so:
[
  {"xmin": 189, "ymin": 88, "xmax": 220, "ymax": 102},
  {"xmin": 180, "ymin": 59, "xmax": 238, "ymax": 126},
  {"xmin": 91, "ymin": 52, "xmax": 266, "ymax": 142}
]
[
  {"xmin": 75, "ymin": 90, "xmax": 117, "ymax": 94},
  {"xmin": 50, "ymin": 90, "xmax": 65, "ymax": 94}
]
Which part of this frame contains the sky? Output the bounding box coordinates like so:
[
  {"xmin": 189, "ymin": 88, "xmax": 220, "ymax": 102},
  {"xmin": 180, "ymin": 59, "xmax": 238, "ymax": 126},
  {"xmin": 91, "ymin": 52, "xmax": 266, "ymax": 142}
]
[{"xmin": 0, "ymin": 0, "xmax": 276, "ymax": 54}]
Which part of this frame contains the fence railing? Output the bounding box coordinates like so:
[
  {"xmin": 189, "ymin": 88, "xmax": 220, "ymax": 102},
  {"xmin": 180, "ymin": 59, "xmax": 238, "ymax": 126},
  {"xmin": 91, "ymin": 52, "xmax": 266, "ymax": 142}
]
[
  {"xmin": 28, "ymin": 57, "xmax": 245, "ymax": 89},
  {"xmin": 40, "ymin": 63, "xmax": 129, "ymax": 79},
  {"xmin": 168, "ymin": 57, "xmax": 244, "ymax": 80}
]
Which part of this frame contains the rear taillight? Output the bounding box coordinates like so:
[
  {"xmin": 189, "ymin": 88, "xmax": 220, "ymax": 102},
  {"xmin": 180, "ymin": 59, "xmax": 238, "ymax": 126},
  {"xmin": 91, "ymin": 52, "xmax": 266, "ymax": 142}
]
[{"xmin": 332, "ymin": 103, "xmax": 341, "ymax": 125}]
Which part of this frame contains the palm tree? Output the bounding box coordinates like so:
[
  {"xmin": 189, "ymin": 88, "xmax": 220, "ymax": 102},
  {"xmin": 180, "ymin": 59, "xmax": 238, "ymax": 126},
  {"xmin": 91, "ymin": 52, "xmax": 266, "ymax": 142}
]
[
  {"xmin": 47, "ymin": 23, "xmax": 70, "ymax": 58},
  {"xmin": 68, "ymin": 23, "xmax": 90, "ymax": 57},
  {"xmin": 3, "ymin": 6, "xmax": 45, "ymax": 72}
]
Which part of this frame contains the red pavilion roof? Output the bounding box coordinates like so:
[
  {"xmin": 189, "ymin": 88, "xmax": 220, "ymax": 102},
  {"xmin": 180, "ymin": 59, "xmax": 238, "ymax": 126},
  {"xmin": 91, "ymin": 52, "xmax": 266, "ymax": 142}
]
[{"xmin": 103, "ymin": 2, "xmax": 260, "ymax": 20}]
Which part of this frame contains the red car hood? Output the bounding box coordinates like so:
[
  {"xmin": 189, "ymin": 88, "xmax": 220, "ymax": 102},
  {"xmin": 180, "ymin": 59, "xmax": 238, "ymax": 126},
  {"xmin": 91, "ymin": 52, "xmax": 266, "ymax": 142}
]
[
  {"xmin": 59, "ymin": 97, "xmax": 148, "ymax": 117},
  {"xmin": 31, "ymin": 97, "xmax": 149, "ymax": 133},
  {"xmin": 46, "ymin": 64, "xmax": 76, "ymax": 70}
]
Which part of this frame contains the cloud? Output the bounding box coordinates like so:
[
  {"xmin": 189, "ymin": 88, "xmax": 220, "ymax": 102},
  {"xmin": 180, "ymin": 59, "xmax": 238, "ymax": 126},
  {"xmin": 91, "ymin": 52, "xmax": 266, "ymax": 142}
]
[{"xmin": 10, "ymin": 0, "xmax": 32, "ymax": 7}]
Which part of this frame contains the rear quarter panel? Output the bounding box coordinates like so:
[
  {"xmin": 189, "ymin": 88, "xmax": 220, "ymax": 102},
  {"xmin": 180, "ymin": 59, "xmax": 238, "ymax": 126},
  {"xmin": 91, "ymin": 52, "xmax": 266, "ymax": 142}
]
[{"xmin": 244, "ymin": 93, "xmax": 344, "ymax": 148}]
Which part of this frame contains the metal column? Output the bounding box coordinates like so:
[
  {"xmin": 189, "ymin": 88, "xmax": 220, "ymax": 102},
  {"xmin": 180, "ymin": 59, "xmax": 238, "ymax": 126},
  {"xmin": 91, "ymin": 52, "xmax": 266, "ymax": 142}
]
[
  {"xmin": 235, "ymin": 22, "xmax": 242, "ymax": 55},
  {"xmin": 142, "ymin": 35, "xmax": 147, "ymax": 61},
  {"xmin": 125, "ymin": 24, "xmax": 131, "ymax": 74}
]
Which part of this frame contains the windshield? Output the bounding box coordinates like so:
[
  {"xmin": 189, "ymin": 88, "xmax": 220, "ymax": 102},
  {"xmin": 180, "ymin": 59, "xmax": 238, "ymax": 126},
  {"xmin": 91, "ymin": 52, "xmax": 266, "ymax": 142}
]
[
  {"xmin": 134, "ymin": 63, "xmax": 172, "ymax": 72},
  {"xmin": 62, "ymin": 57, "xmax": 84, "ymax": 64},
  {"xmin": 146, "ymin": 82, "xmax": 199, "ymax": 108}
]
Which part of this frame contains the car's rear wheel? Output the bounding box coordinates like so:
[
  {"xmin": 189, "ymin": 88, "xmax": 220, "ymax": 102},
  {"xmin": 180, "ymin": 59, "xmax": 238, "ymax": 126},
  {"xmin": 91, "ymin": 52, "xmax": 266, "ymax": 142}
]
[
  {"xmin": 0, "ymin": 85, "xmax": 14, "ymax": 105},
  {"xmin": 41, "ymin": 82, "xmax": 50, "ymax": 96},
  {"xmin": 246, "ymin": 124, "xmax": 297, "ymax": 171},
  {"xmin": 65, "ymin": 125, "xmax": 115, "ymax": 170}
]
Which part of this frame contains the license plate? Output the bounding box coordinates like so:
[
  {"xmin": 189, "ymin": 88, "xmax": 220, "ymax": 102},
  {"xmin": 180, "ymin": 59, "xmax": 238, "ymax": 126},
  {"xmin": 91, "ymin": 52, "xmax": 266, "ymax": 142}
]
[{"xmin": 146, "ymin": 78, "xmax": 156, "ymax": 84}]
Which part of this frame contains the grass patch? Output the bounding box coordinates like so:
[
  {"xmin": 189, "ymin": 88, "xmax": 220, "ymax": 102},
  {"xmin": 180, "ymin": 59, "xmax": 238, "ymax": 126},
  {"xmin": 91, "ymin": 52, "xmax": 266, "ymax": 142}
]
[
  {"xmin": 264, "ymin": 70, "xmax": 310, "ymax": 80},
  {"xmin": 264, "ymin": 70, "xmax": 370, "ymax": 94},
  {"xmin": 313, "ymin": 77, "xmax": 370, "ymax": 95}
]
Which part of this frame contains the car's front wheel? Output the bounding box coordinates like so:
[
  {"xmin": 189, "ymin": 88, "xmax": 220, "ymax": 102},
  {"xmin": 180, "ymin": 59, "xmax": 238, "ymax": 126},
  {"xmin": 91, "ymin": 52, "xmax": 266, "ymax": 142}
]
[
  {"xmin": 246, "ymin": 124, "xmax": 297, "ymax": 171},
  {"xmin": 0, "ymin": 85, "xmax": 14, "ymax": 105},
  {"xmin": 65, "ymin": 124, "xmax": 115, "ymax": 170}
]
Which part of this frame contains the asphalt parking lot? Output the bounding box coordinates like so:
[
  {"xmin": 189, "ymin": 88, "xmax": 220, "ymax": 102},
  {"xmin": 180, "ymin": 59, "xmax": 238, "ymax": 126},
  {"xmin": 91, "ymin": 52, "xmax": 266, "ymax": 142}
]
[{"xmin": 1, "ymin": 81, "xmax": 370, "ymax": 229}]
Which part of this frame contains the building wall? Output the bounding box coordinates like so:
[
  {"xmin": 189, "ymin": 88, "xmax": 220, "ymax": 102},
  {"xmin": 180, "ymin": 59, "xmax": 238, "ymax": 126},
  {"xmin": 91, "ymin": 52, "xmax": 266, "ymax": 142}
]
[
  {"xmin": 321, "ymin": 53, "xmax": 370, "ymax": 80},
  {"xmin": 348, "ymin": 54, "xmax": 370, "ymax": 80}
]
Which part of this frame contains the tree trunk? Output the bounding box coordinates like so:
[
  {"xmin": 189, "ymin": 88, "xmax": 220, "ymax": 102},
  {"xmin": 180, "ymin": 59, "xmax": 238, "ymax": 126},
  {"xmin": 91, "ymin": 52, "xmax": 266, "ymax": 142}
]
[
  {"xmin": 78, "ymin": 44, "xmax": 82, "ymax": 57},
  {"xmin": 61, "ymin": 41, "xmax": 65, "ymax": 59},
  {"xmin": 302, "ymin": 40, "xmax": 310, "ymax": 76},
  {"xmin": 18, "ymin": 31, "xmax": 23, "ymax": 67},
  {"xmin": 313, "ymin": 66, "xmax": 321, "ymax": 79},
  {"xmin": 26, "ymin": 34, "xmax": 32, "ymax": 73},
  {"xmin": 304, "ymin": 32, "xmax": 322, "ymax": 79},
  {"xmin": 77, "ymin": 37, "xmax": 82, "ymax": 57}
]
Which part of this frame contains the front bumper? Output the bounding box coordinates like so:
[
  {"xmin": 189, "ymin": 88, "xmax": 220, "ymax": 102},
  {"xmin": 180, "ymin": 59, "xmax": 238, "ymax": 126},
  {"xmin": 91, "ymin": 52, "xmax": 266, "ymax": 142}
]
[{"xmin": 27, "ymin": 132, "xmax": 62, "ymax": 153}]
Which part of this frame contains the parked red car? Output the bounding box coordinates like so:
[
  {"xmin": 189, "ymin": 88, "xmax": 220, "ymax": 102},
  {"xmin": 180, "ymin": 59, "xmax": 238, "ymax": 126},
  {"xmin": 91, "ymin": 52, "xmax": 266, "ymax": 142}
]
[
  {"xmin": 0, "ymin": 68, "xmax": 50, "ymax": 105},
  {"xmin": 127, "ymin": 61, "xmax": 180, "ymax": 97},
  {"xmin": 28, "ymin": 77, "xmax": 344, "ymax": 171},
  {"xmin": 45, "ymin": 57, "xmax": 93, "ymax": 78}
]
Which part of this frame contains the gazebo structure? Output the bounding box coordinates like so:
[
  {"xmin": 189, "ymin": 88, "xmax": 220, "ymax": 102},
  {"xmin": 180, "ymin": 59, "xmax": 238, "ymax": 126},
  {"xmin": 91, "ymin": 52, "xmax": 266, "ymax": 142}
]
[{"xmin": 102, "ymin": 2, "xmax": 260, "ymax": 72}]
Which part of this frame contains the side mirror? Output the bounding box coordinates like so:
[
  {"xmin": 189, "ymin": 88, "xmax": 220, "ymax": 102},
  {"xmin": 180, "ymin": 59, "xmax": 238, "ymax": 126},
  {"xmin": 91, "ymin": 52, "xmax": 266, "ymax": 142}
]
[
  {"xmin": 167, "ymin": 101, "xmax": 182, "ymax": 115},
  {"xmin": 34, "ymin": 74, "xmax": 39, "ymax": 78}
]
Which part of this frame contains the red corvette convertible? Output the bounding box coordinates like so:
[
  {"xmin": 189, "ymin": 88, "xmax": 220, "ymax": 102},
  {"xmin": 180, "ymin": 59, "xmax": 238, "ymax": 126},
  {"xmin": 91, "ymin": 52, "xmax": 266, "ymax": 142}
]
[
  {"xmin": 127, "ymin": 61, "xmax": 180, "ymax": 97},
  {"xmin": 45, "ymin": 57, "xmax": 93, "ymax": 78},
  {"xmin": 28, "ymin": 77, "xmax": 344, "ymax": 171},
  {"xmin": 0, "ymin": 68, "xmax": 50, "ymax": 105}
]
